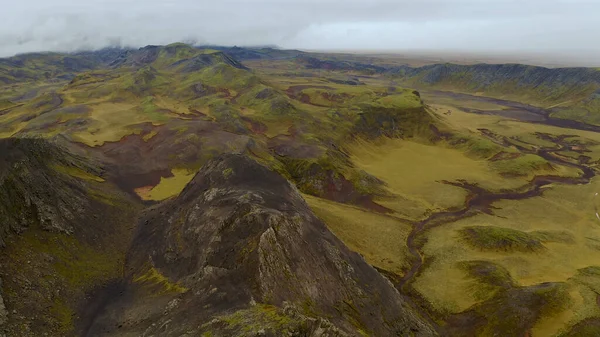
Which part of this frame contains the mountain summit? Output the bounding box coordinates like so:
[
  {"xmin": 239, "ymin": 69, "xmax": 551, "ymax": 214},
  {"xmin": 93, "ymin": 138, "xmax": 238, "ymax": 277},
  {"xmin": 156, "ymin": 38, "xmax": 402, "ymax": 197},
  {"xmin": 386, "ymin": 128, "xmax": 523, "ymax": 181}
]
[{"xmin": 85, "ymin": 154, "xmax": 437, "ymax": 336}]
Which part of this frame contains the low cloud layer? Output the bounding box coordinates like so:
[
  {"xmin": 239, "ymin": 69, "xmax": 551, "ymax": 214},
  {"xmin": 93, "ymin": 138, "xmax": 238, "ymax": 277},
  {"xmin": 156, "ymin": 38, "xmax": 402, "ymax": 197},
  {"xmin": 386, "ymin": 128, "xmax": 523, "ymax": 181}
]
[{"xmin": 2, "ymin": 0, "xmax": 599, "ymax": 64}]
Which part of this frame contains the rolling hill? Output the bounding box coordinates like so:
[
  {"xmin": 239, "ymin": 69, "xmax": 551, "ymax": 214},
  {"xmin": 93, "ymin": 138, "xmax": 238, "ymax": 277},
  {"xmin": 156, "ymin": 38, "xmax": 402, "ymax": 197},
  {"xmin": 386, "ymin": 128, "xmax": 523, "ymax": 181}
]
[{"xmin": 2, "ymin": 44, "xmax": 600, "ymax": 336}]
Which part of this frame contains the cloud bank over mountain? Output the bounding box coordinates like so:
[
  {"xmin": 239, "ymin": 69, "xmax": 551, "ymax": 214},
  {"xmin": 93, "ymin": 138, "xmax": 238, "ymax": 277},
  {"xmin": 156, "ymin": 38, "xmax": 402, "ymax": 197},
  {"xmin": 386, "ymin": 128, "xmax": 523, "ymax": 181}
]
[{"xmin": 2, "ymin": 0, "xmax": 599, "ymax": 64}]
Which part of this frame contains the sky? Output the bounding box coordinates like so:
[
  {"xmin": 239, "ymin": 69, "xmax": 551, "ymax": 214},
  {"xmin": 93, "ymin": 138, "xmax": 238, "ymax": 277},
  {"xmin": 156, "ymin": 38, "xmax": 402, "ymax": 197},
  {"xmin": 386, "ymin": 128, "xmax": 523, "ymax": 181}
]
[{"xmin": 2, "ymin": 0, "xmax": 599, "ymax": 64}]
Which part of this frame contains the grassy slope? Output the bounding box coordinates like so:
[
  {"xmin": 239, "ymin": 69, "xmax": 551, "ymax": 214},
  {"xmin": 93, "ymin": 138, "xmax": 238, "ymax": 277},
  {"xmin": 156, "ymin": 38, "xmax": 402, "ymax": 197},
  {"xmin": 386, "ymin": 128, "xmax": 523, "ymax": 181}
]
[
  {"xmin": 304, "ymin": 194, "xmax": 412, "ymax": 275},
  {"xmin": 415, "ymin": 176, "xmax": 600, "ymax": 335}
]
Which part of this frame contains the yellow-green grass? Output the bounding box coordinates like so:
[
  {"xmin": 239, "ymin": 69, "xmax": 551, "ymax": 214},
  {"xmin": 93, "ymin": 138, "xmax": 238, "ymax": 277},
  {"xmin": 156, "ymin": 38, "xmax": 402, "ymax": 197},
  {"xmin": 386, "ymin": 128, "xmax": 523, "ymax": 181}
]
[
  {"xmin": 421, "ymin": 91, "xmax": 509, "ymax": 111},
  {"xmin": 262, "ymin": 120, "xmax": 293, "ymax": 138},
  {"xmin": 142, "ymin": 130, "xmax": 158, "ymax": 142},
  {"xmin": 153, "ymin": 96, "xmax": 193, "ymax": 115},
  {"xmin": 292, "ymin": 83, "xmax": 422, "ymax": 110},
  {"xmin": 298, "ymin": 86, "xmax": 376, "ymax": 107},
  {"xmin": 69, "ymin": 102, "xmax": 160, "ymax": 146},
  {"xmin": 239, "ymin": 107, "xmax": 294, "ymax": 138},
  {"xmin": 133, "ymin": 266, "xmax": 188, "ymax": 293},
  {"xmin": 0, "ymin": 121, "xmax": 28, "ymax": 138},
  {"xmin": 135, "ymin": 168, "xmax": 196, "ymax": 201},
  {"xmin": 303, "ymin": 194, "xmax": 412, "ymax": 276},
  {"xmin": 0, "ymin": 102, "xmax": 36, "ymax": 125},
  {"xmin": 0, "ymin": 99, "xmax": 16, "ymax": 110},
  {"xmin": 374, "ymin": 90, "xmax": 423, "ymax": 109},
  {"xmin": 346, "ymin": 137, "xmax": 563, "ymax": 219},
  {"xmin": 434, "ymin": 104, "xmax": 600, "ymax": 150},
  {"xmin": 413, "ymin": 176, "xmax": 600, "ymax": 335},
  {"xmin": 490, "ymin": 153, "xmax": 581, "ymax": 178},
  {"xmin": 210, "ymin": 304, "xmax": 299, "ymax": 334},
  {"xmin": 53, "ymin": 165, "xmax": 105, "ymax": 182}
]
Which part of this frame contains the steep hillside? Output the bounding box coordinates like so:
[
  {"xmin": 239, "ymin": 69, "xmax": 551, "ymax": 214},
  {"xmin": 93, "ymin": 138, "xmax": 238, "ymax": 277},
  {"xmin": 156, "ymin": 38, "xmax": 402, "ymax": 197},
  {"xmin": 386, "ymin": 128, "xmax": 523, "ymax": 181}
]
[
  {"xmin": 0, "ymin": 138, "xmax": 141, "ymax": 336},
  {"xmin": 85, "ymin": 154, "xmax": 437, "ymax": 336}
]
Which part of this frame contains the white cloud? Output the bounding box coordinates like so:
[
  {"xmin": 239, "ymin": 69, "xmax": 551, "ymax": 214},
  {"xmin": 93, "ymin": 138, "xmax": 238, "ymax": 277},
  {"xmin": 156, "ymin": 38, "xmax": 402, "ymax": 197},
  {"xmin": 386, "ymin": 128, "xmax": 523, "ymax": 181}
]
[{"xmin": 1, "ymin": 0, "xmax": 599, "ymax": 64}]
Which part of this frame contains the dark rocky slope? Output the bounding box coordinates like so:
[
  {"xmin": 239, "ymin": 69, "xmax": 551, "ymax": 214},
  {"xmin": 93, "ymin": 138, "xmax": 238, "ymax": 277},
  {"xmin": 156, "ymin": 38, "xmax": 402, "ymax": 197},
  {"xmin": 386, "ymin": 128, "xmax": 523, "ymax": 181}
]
[
  {"xmin": 0, "ymin": 138, "xmax": 141, "ymax": 336},
  {"xmin": 86, "ymin": 154, "xmax": 437, "ymax": 336}
]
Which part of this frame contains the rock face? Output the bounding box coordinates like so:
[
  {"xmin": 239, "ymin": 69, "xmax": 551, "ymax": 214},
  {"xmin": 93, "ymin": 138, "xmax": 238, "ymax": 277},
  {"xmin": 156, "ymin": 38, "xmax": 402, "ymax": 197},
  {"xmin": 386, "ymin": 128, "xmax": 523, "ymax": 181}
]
[
  {"xmin": 87, "ymin": 154, "xmax": 437, "ymax": 336},
  {"xmin": 0, "ymin": 138, "xmax": 89, "ymax": 245},
  {"xmin": 0, "ymin": 138, "xmax": 141, "ymax": 336},
  {"xmin": 0, "ymin": 279, "xmax": 7, "ymax": 326}
]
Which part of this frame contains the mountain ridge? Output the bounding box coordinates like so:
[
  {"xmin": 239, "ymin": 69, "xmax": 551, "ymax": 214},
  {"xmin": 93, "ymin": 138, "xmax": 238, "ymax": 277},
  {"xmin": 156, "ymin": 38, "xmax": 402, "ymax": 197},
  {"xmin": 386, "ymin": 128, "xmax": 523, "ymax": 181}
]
[{"xmin": 82, "ymin": 153, "xmax": 438, "ymax": 336}]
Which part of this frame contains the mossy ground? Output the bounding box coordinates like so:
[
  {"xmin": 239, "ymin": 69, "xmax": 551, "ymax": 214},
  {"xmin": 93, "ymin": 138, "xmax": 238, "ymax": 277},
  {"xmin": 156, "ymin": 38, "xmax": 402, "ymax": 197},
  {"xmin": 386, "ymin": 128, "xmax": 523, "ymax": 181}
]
[
  {"xmin": 304, "ymin": 194, "xmax": 412, "ymax": 276},
  {"xmin": 414, "ymin": 174, "xmax": 600, "ymax": 336},
  {"xmin": 135, "ymin": 168, "xmax": 196, "ymax": 201},
  {"xmin": 1, "ymin": 219, "xmax": 131, "ymax": 334},
  {"xmin": 432, "ymin": 100, "xmax": 600, "ymax": 163},
  {"xmin": 346, "ymin": 136, "xmax": 564, "ymax": 220},
  {"xmin": 53, "ymin": 164, "xmax": 105, "ymax": 182},
  {"xmin": 459, "ymin": 226, "xmax": 574, "ymax": 252},
  {"xmin": 133, "ymin": 266, "xmax": 188, "ymax": 294}
]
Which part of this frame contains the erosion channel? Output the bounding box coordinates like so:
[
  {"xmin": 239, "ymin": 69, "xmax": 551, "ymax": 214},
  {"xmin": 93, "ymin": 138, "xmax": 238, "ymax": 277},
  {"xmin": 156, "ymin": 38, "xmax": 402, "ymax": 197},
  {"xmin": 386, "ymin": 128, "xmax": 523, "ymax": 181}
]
[{"xmin": 395, "ymin": 92, "xmax": 600, "ymax": 321}]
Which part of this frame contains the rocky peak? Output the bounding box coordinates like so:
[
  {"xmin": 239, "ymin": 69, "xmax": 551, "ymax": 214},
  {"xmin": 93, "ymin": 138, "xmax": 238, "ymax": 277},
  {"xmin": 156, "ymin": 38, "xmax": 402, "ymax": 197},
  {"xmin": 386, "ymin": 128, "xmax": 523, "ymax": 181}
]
[{"xmin": 91, "ymin": 154, "xmax": 437, "ymax": 336}]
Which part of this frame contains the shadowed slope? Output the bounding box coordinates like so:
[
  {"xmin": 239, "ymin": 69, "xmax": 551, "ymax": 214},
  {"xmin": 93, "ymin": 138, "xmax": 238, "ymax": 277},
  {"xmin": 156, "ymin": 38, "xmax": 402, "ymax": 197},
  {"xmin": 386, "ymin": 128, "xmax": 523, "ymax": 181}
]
[{"xmin": 0, "ymin": 138, "xmax": 141, "ymax": 336}]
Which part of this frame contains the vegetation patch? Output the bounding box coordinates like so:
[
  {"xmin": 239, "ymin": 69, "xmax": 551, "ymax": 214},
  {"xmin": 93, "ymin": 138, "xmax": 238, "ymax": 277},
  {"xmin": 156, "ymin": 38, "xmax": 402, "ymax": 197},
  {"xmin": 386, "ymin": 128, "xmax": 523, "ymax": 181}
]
[
  {"xmin": 199, "ymin": 304, "xmax": 326, "ymax": 336},
  {"xmin": 133, "ymin": 266, "xmax": 188, "ymax": 293},
  {"xmin": 304, "ymin": 194, "xmax": 412, "ymax": 275},
  {"xmin": 0, "ymin": 98, "xmax": 15, "ymax": 110},
  {"xmin": 459, "ymin": 226, "xmax": 574, "ymax": 252},
  {"xmin": 490, "ymin": 153, "xmax": 553, "ymax": 176},
  {"xmin": 136, "ymin": 168, "xmax": 196, "ymax": 201},
  {"xmin": 217, "ymin": 305, "xmax": 292, "ymax": 331},
  {"xmin": 142, "ymin": 129, "xmax": 158, "ymax": 142},
  {"xmin": 53, "ymin": 164, "xmax": 105, "ymax": 182},
  {"xmin": 447, "ymin": 282, "xmax": 573, "ymax": 336},
  {"xmin": 348, "ymin": 137, "xmax": 528, "ymax": 219},
  {"xmin": 558, "ymin": 317, "xmax": 600, "ymax": 337},
  {"xmin": 457, "ymin": 260, "xmax": 515, "ymax": 301},
  {"xmin": 450, "ymin": 133, "xmax": 504, "ymax": 159}
]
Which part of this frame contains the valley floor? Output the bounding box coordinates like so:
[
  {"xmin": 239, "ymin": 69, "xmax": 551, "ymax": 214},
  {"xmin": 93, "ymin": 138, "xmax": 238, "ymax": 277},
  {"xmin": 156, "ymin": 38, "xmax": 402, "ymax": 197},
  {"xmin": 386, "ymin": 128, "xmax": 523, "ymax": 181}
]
[{"xmin": 306, "ymin": 91, "xmax": 600, "ymax": 336}]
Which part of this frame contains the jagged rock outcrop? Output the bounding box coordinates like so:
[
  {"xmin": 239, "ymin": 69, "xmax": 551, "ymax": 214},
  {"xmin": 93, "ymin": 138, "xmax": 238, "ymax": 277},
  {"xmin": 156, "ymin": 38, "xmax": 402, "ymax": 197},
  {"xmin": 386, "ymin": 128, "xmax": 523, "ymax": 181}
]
[
  {"xmin": 0, "ymin": 138, "xmax": 90, "ymax": 244},
  {"xmin": 86, "ymin": 154, "xmax": 437, "ymax": 336}
]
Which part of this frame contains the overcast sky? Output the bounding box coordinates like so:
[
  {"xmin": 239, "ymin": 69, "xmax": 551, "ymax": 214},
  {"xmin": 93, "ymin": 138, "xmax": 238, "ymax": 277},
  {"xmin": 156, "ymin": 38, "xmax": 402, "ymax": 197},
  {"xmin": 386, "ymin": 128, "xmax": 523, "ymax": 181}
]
[{"xmin": 2, "ymin": 0, "xmax": 599, "ymax": 64}]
